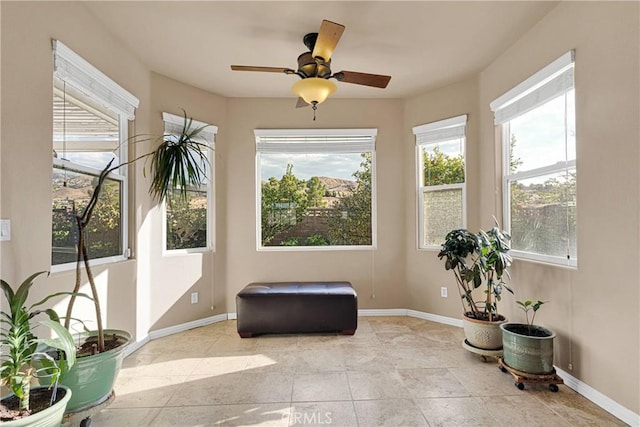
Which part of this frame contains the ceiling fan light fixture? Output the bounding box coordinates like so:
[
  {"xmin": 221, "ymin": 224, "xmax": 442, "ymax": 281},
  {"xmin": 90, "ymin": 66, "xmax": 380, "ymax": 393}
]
[{"xmin": 291, "ymin": 77, "xmax": 337, "ymax": 105}]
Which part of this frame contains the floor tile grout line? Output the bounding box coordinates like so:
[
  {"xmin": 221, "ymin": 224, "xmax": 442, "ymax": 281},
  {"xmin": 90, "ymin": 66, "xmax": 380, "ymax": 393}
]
[{"xmin": 103, "ymin": 318, "xmax": 626, "ymax": 427}]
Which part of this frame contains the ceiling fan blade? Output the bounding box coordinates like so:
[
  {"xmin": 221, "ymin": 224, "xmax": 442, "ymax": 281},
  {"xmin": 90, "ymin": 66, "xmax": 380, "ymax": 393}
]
[
  {"xmin": 230, "ymin": 65, "xmax": 294, "ymax": 74},
  {"xmin": 296, "ymin": 97, "xmax": 309, "ymax": 108},
  {"xmin": 334, "ymin": 71, "xmax": 391, "ymax": 88},
  {"xmin": 312, "ymin": 20, "xmax": 345, "ymax": 61}
]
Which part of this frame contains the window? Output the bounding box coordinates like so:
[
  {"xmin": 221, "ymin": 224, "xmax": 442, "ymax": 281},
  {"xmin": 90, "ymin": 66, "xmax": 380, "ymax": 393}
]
[
  {"xmin": 413, "ymin": 115, "xmax": 467, "ymax": 249},
  {"xmin": 255, "ymin": 129, "xmax": 376, "ymax": 249},
  {"xmin": 490, "ymin": 51, "xmax": 576, "ymax": 267},
  {"xmin": 162, "ymin": 112, "xmax": 217, "ymax": 252},
  {"xmin": 52, "ymin": 40, "xmax": 139, "ymax": 268}
]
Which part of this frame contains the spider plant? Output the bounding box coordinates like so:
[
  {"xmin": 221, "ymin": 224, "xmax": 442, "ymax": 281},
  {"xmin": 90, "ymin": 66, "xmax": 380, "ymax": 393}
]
[
  {"xmin": 1, "ymin": 271, "xmax": 79, "ymax": 414},
  {"xmin": 62, "ymin": 111, "xmax": 211, "ymax": 353}
]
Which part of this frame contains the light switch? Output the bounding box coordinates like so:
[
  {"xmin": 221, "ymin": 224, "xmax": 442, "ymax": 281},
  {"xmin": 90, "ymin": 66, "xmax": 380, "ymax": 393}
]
[{"xmin": 0, "ymin": 219, "xmax": 11, "ymax": 241}]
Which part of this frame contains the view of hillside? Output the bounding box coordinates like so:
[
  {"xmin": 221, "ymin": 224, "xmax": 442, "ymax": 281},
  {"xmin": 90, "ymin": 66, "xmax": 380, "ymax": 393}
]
[{"xmin": 261, "ymin": 156, "xmax": 373, "ymax": 247}]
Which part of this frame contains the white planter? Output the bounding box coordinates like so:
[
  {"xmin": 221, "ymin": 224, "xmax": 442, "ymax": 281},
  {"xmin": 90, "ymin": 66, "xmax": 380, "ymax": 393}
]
[{"xmin": 463, "ymin": 313, "xmax": 506, "ymax": 350}]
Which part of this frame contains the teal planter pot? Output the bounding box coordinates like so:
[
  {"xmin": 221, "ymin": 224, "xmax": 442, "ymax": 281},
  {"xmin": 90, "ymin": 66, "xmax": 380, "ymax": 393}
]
[
  {"xmin": 1, "ymin": 386, "xmax": 71, "ymax": 427},
  {"xmin": 60, "ymin": 329, "xmax": 131, "ymax": 413},
  {"xmin": 501, "ymin": 323, "xmax": 555, "ymax": 374}
]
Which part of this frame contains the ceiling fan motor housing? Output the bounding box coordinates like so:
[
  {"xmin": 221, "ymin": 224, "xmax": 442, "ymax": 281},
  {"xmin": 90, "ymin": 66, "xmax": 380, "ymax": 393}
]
[
  {"xmin": 297, "ymin": 51, "xmax": 332, "ymax": 79},
  {"xmin": 303, "ymin": 32, "xmax": 318, "ymax": 51}
]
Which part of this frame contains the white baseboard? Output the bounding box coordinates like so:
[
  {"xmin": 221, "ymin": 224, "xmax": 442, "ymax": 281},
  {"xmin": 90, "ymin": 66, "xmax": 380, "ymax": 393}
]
[
  {"xmin": 555, "ymin": 367, "xmax": 639, "ymax": 427},
  {"xmin": 125, "ymin": 308, "xmax": 638, "ymax": 426},
  {"xmin": 124, "ymin": 335, "xmax": 149, "ymax": 357},
  {"xmin": 358, "ymin": 308, "xmax": 407, "ymax": 317},
  {"xmin": 147, "ymin": 313, "xmax": 229, "ymax": 341},
  {"xmin": 406, "ymin": 309, "xmax": 463, "ymax": 328}
]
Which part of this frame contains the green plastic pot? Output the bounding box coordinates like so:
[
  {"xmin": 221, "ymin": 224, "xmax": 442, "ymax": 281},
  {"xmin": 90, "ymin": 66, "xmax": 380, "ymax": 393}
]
[
  {"xmin": 60, "ymin": 329, "xmax": 131, "ymax": 412},
  {"xmin": 0, "ymin": 385, "xmax": 71, "ymax": 427},
  {"xmin": 501, "ymin": 323, "xmax": 555, "ymax": 374}
]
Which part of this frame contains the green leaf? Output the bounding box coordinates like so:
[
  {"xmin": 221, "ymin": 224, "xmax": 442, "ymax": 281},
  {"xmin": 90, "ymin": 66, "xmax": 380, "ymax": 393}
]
[
  {"xmin": 532, "ymin": 300, "xmax": 546, "ymax": 312},
  {"xmin": 12, "ymin": 271, "xmax": 49, "ymax": 315},
  {"xmin": 30, "ymin": 291, "xmax": 92, "ymax": 310},
  {"xmin": 37, "ymin": 319, "xmax": 77, "ymax": 370},
  {"xmin": 0, "ymin": 279, "xmax": 15, "ymax": 304}
]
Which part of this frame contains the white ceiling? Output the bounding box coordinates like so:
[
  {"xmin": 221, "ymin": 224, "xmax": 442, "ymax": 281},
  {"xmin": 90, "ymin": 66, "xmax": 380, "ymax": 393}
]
[{"xmin": 84, "ymin": 1, "xmax": 557, "ymax": 100}]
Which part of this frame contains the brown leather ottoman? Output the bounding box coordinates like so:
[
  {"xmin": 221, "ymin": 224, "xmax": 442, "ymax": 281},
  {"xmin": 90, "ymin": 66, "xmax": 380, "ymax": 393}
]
[{"xmin": 236, "ymin": 282, "xmax": 358, "ymax": 338}]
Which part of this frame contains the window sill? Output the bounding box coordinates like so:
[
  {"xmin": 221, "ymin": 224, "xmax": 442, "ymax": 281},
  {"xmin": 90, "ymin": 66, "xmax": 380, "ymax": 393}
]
[
  {"xmin": 258, "ymin": 245, "xmax": 375, "ymax": 252},
  {"xmin": 50, "ymin": 254, "xmax": 129, "ymax": 274},
  {"xmin": 511, "ymin": 250, "xmax": 577, "ymax": 270},
  {"xmin": 163, "ymin": 247, "xmax": 213, "ymax": 257}
]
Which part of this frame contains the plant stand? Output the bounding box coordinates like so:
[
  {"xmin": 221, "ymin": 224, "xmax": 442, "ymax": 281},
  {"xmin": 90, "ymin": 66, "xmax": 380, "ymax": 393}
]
[
  {"xmin": 498, "ymin": 357, "xmax": 563, "ymax": 392},
  {"xmin": 462, "ymin": 339, "xmax": 503, "ymax": 362},
  {"xmin": 61, "ymin": 391, "xmax": 115, "ymax": 427}
]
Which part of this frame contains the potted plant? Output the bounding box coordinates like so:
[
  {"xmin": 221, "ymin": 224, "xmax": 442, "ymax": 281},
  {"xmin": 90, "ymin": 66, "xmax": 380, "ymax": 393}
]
[
  {"xmin": 438, "ymin": 225, "xmax": 513, "ymax": 351},
  {"xmin": 56, "ymin": 111, "xmax": 211, "ymax": 412},
  {"xmin": 1, "ymin": 271, "xmax": 78, "ymax": 425},
  {"xmin": 501, "ymin": 300, "xmax": 556, "ymax": 374}
]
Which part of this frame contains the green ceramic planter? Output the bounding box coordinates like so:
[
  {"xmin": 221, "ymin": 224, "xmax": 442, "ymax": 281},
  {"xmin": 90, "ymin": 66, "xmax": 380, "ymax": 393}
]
[
  {"xmin": 501, "ymin": 323, "xmax": 555, "ymax": 374},
  {"xmin": 0, "ymin": 386, "xmax": 71, "ymax": 427},
  {"xmin": 60, "ymin": 329, "xmax": 131, "ymax": 413}
]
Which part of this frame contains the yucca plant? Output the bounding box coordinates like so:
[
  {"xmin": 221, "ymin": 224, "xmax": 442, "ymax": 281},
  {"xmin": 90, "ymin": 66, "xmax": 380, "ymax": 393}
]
[
  {"xmin": 63, "ymin": 111, "xmax": 211, "ymax": 353},
  {"xmin": 0, "ymin": 271, "xmax": 79, "ymax": 414}
]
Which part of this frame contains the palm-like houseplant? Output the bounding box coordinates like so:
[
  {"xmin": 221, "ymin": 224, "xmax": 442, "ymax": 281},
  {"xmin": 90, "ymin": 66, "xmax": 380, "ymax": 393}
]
[
  {"xmin": 1, "ymin": 271, "xmax": 78, "ymax": 424},
  {"xmin": 58, "ymin": 111, "xmax": 211, "ymax": 411},
  {"xmin": 438, "ymin": 225, "xmax": 513, "ymax": 351}
]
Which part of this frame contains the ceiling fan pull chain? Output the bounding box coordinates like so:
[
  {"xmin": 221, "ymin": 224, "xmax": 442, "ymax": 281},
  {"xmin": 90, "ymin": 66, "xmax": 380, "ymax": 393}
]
[{"xmin": 312, "ymin": 102, "xmax": 318, "ymax": 121}]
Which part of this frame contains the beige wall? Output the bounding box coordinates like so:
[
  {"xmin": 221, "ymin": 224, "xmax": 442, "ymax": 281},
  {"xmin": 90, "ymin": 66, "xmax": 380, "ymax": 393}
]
[
  {"xmin": 0, "ymin": 1, "xmax": 150, "ymax": 335},
  {"xmin": 0, "ymin": 3, "xmax": 228, "ymax": 339},
  {"xmin": 146, "ymin": 73, "xmax": 228, "ymax": 330},
  {"xmin": 403, "ymin": 1, "xmax": 639, "ymax": 414},
  {"xmin": 224, "ymin": 98, "xmax": 407, "ymax": 311},
  {"xmin": 479, "ymin": 1, "xmax": 639, "ymax": 413},
  {"xmin": 403, "ymin": 76, "xmax": 481, "ymax": 318}
]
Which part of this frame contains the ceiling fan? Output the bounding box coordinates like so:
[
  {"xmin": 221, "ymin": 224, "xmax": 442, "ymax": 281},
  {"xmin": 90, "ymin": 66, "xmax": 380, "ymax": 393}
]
[{"xmin": 231, "ymin": 19, "xmax": 391, "ymax": 119}]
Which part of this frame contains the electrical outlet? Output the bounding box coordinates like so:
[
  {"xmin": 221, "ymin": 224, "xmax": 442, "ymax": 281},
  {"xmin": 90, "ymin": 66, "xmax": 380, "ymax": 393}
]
[
  {"xmin": 0, "ymin": 219, "xmax": 11, "ymax": 241},
  {"xmin": 568, "ymin": 363, "xmax": 573, "ymax": 371},
  {"xmin": 440, "ymin": 287, "xmax": 448, "ymax": 298},
  {"xmin": 191, "ymin": 292, "xmax": 199, "ymax": 304}
]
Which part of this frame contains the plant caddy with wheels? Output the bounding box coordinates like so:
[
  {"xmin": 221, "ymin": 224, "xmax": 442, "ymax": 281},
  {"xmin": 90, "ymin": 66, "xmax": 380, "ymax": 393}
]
[{"xmin": 498, "ymin": 299, "xmax": 563, "ymax": 392}]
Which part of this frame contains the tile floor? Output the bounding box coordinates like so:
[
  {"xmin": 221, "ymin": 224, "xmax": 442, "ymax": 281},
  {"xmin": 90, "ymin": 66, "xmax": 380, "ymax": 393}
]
[{"xmin": 91, "ymin": 316, "xmax": 627, "ymax": 426}]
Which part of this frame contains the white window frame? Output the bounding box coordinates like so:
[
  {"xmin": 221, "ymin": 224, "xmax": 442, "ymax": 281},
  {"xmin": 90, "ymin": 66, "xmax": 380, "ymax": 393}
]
[
  {"xmin": 254, "ymin": 128, "xmax": 377, "ymax": 251},
  {"xmin": 51, "ymin": 40, "xmax": 139, "ymax": 272},
  {"xmin": 413, "ymin": 115, "xmax": 468, "ymax": 250},
  {"xmin": 161, "ymin": 112, "xmax": 217, "ymax": 255},
  {"xmin": 491, "ymin": 50, "xmax": 576, "ymax": 268}
]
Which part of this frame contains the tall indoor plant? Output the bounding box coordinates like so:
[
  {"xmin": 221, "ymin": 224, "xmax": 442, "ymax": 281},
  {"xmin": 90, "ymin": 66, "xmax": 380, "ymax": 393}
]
[
  {"xmin": 58, "ymin": 111, "xmax": 211, "ymax": 411},
  {"xmin": 1, "ymin": 271, "xmax": 77, "ymax": 425},
  {"xmin": 438, "ymin": 225, "xmax": 513, "ymax": 351}
]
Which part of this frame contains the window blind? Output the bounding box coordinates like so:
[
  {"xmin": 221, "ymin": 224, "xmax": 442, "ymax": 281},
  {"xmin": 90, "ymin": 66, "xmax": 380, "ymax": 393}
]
[
  {"xmin": 162, "ymin": 112, "xmax": 217, "ymax": 148},
  {"xmin": 490, "ymin": 50, "xmax": 575, "ymax": 125},
  {"xmin": 52, "ymin": 39, "xmax": 139, "ymax": 120},
  {"xmin": 413, "ymin": 114, "xmax": 467, "ymax": 145},
  {"xmin": 255, "ymin": 129, "xmax": 376, "ymax": 154}
]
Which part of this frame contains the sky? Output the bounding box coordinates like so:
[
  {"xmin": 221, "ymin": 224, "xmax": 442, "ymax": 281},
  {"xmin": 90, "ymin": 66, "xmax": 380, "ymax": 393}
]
[
  {"xmin": 510, "ymin": 89, "xmax": 576, "ymax": 173},
  {"xmin": 260, "ymin": 152, "xmax": 364, "ymax": 181}
]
